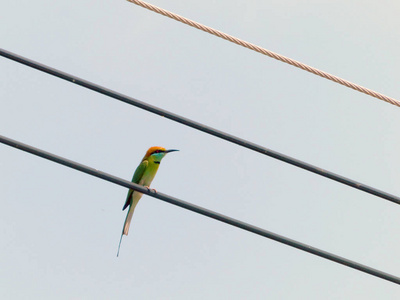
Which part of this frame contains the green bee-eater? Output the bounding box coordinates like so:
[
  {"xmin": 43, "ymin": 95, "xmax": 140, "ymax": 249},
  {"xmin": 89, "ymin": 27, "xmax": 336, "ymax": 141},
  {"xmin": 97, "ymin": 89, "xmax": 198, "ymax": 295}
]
[{"xmin": 117, "ymin": 146, "xmax": 178, "ymax": 256}]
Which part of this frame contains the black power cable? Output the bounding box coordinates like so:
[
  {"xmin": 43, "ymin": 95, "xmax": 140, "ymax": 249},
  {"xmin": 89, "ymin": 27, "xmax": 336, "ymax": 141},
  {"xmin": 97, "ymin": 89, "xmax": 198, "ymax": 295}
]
[
  {"xmin": 0, "ymin": 134, "xmax": 399, "ymax": 285},
  {"xmin": 1, "ymin": 48, "xmax": 399, "ymax": 206}
]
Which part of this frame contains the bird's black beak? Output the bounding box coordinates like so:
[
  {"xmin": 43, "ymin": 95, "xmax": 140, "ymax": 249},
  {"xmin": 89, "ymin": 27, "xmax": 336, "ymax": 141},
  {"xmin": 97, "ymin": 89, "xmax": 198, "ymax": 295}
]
[{"xmin": 165, "ymin": 149, "xmax": 179, "ymax": 153}]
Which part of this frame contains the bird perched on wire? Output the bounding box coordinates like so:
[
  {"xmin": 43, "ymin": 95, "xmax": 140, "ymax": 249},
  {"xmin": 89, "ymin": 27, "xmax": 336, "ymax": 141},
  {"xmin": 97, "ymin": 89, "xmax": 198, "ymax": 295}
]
[{"xmin": 117, "ymin": 146, "xmax": 179, "ymax": 256}]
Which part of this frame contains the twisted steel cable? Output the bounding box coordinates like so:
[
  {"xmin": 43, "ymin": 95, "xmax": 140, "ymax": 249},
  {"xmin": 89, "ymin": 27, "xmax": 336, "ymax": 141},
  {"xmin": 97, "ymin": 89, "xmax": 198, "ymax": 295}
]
[{"xmin": 127, "ymin": 0, "xmax": 400, "ymax": 107}]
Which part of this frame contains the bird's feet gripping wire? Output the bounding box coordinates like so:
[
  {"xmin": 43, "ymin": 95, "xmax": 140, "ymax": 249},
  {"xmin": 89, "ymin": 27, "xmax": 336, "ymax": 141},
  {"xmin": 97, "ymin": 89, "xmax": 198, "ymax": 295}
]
[{"xmin": 144, "ymin": 186, "xmax": 157, "ymax": 194}]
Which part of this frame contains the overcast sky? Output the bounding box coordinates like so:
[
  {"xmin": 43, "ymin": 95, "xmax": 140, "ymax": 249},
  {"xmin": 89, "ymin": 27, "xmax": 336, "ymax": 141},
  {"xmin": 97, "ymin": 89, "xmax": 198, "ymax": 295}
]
[{"xmin": 1, "ymin": 0, "xmax": 400, "ymax": 299}]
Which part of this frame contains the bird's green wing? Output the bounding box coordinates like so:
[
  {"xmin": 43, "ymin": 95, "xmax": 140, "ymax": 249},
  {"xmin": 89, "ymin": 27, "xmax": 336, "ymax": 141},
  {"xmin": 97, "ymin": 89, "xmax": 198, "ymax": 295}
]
[{"xmin": 122, "ymin": 160, "xmax": 148, "ymax": 211}]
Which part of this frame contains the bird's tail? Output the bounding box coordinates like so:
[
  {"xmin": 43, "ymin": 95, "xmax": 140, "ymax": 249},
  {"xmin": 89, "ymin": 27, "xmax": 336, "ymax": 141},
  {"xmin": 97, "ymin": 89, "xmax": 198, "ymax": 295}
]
[{"xmin": 117, "ymin": 194, "xmax": 141, "ymax": 257}]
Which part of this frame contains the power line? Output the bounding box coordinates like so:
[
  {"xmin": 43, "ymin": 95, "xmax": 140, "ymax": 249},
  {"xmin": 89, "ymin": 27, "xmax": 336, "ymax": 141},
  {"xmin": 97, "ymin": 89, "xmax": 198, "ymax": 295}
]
[
  {"xmin": 126, "ymin": 0, "xmax": 400, "ymax": 107},
  {"xmin": 1, "ymin": 48, "xmax": 399, "ymax": 206},
  {"xmin": 0, "ymin": 134, "xmax": 399, "ymax": 285}
]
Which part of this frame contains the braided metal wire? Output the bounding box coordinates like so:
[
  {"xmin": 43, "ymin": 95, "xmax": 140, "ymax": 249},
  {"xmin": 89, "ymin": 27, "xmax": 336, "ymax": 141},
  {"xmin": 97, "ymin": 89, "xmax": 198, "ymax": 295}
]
[{"xmin": 127, "ymin": 0, "xmax": 400, "ymax": 107}]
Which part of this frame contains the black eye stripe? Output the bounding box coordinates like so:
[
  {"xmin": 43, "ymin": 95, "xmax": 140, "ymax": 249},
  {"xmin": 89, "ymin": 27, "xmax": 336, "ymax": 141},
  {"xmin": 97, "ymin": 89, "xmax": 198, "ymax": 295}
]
[{"xmin": 152, "ymin": 150, "xmax": 165, "ymax": 154}]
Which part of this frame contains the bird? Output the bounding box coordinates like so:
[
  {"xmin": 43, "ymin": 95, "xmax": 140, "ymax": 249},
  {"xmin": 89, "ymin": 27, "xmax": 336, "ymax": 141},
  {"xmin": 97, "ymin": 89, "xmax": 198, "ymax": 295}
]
[{"xmin": 117, "ymin": 146, "xmax": 179, "ymax": 256}]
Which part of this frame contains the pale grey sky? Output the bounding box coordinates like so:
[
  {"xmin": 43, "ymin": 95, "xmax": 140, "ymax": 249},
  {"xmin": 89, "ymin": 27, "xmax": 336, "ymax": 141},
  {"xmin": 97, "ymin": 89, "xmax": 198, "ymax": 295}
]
[{"xmin": 1, "ymin": 0, "xmax": 400, "ymax": 299}]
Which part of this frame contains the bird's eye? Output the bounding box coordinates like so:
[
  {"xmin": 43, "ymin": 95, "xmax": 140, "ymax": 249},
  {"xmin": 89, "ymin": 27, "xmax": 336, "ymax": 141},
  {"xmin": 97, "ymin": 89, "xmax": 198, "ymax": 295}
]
[{"xmin": 154, "ymin": 150, "xmax": 161, "ymax": 154}]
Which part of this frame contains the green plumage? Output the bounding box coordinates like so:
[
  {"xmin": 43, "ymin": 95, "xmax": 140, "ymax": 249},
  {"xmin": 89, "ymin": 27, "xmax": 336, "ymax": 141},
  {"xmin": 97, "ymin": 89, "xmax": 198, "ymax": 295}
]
[
  {"xmin": 122, "ymin": 160, "xmax": 148, "ymax": 211},
  {"xmin": 117, "ymin": 147, "xmax": 178, "ymax": 257}
]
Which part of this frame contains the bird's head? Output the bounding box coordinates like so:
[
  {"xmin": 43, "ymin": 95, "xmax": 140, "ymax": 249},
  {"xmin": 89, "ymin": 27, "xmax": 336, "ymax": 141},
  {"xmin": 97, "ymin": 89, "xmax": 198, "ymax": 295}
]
[{"xmin": 144, "ymin": 146, "xmax": 179, "ymax": 164}]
